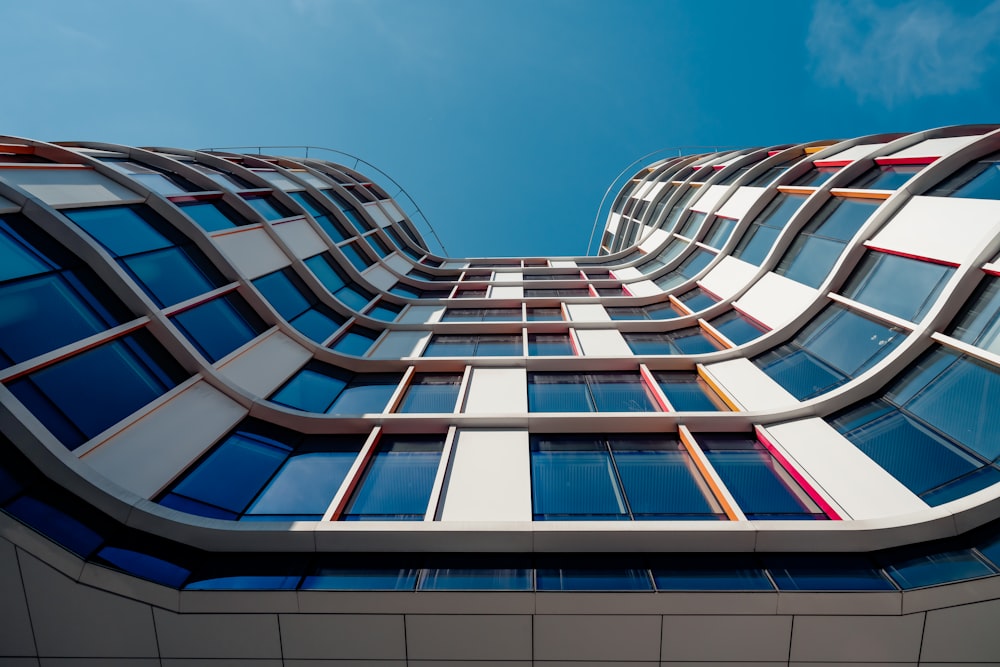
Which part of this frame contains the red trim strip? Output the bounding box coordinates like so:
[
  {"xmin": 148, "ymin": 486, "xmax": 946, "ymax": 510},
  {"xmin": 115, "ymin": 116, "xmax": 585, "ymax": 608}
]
[
  {"xmin": 875, "ymin": 156, "xmax": 938, "ymax": 166},
  {"xmin": 639, "ymin": 365, "xmax": 670, "ymax": 412},
  {"xmin": 982, "ymin": 267, "xmax": 1000, "ymax": 278},
  {"xmin": 755, "ymin": 426, "xmax": 842, "ymax": 520},
  {"xmin": 813, "ymin": 159, "xmax": 852, "ymax": 167},
  {"xmin": 863, "ymin": 244, "xmax": 961, "ymax": 268},
  {"xmin": 767, "ymin": 150, "xmax": 781, "ymax": 157},
  {"xmin": 621, "ymin": 282, "xmax": 634, "ymax": 297}
]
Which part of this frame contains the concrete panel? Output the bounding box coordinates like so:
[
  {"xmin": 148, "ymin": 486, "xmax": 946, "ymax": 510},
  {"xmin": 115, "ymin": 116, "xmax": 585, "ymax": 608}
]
[
  {"xmin": 922, "ymin": 597, "xmax": 1000, "ymax": 662},
  {"xmin": 41, "ymin": 661, "xmax": 158, "ymax": 667},
  {"xmin": 464, "ymin": 368, "xmax": 528, "ymax": 414},
  {"xmin": 534, "ymin": 615, "xmax": 661, "ymax": 661},
  {"xmin": 0, "ymin": 660, "xmax": 38, "ymax": 667},
  {"xmin": 816, "ymin": 142, "xmax": 885, "ymax": 164},
  {"xmin": 883, "ymin": 135, "xmax": 980, "ymax": 160},
  {"xmin": 380, "ymin": 199, "xmax": 406, "ymax": 223},
  {"xmin": 699, "ymin": 255, "xmax": 758, "ymax": 300},
  {"xmin": 493, "ymin": 271, "xmax": 522, "ymax": 282},
  {"xmin": 789, "ymin": 614, "xmax": 924, "ymax": 662},
  {"xmin": 153, "ymin": 608, "xmax": 281, "ymax": 659},
  {"xmin": 661, "ymin": 615, "xmax": 792, "ymax": 662},
  {"xmin": 368, "ymin": 330, "xmax": 431, "ymax": 359},
  {"xmin": 217, "ymin": 330, "xmax": 312, "ymax": 398},
  {"xmin": 625, "ymin": 279, "xmax": 661, "ymax": 297},
  {"xmin": 439, "ymin": 429, "xmax": 531, "ymax": 521},
  {"xmin": 363, "ymin": 201, "xmax": 392, "ymax": 227},
  {"xmin": 1, "ymin": 168, "xmax": 138, "ymax": 205},
  {"xmin": 638, "ymin": 228, "xmax": 669, "ymax": 253},
  {"xmin": 285, "ymin": 662, "xmax": 402, "ymax": 667},
  {"xmin": 272, "ymin": 218, "xmax": 327, "ymax": 259},
  {"xmin": 764, "ymin": 419, "xmax": 926, "ymax": 520},
  {"xmin": 550, "ymin": 260, "xmax": 577, "ymax": 268},
  {"xmin": 19, "ymin": 552, "xmax": 157, "ymax": 658},
  {"xmin": 82, "ymin": 381, "xmax": 248, "ymax": 498},
  {"xmin": 575, "ymin": 328, "xmax": 633, "ymax": 356},
  {"xmin": 255, "ymin": 171, "xmax": 299, "ymax": 191},
  {"xmin": 734, "ymin": 271, "xmax": 819, "ymax": 330},
  {"xmin": 613, "ymin": 267, "xmax": 644, "ymax": 280},
  {"xmin": 691, "ymin": 184, "xmax": 729, "ymax": 213},
  {"xmin": 490, "ymin": 284, "xmax": 523, "ymax": 298},
  {"xmin": 279, "ymin": 614, "xmax": 406, "ymax": 660},
  {"xmin": 0, "ymin": 542, "xmax": 35, "ymax": 656},
  {"xmin": 716, "ymin": 186, "xmax": 767, "ymax": 220},
  {"xmin": 702, "ymin": 357, "xmax": 798, "ymax": 411},
  {"xmin": 868, "ymin": 196, "xmax": 1000, "ymax": 266},
  {"xmin": 606, "ymin": 212, "xmax": 621, "ymax": 234},
  {"xmin": 565, "ymin": 303, "xmax": 611, "ymax": 322},
  {"xmin": 398, "ymin": 304, "xmax": 445, "ymax": 324},
  {"xmin": 213, "ymin": 227, "xmax": 291, "ymax": 279},
  {"xmin": 361, "ymin": 264, "xmax": 398, "ymax": 292},
  {"xmin": 405, "ymin": 614, "xmax": 531, "ymax": 660},
  {"xmin": 384, "ymin": 252, "xmax": 414, "ymax": 274}
]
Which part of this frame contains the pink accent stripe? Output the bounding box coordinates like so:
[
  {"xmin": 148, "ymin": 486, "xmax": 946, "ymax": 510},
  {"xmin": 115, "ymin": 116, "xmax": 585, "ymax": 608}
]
[
  {"xmin": 813, "ymin": 159, "xmax": 852, "ymax": 167},
  {"xmin": 875, "ymin": 156, "xmax": 938, "ymax": 166},
  {"xmin": 768, "ymin": 150, "xmax": 782, "ymax": 157},
  {"xmin": 621, "ymin": 282, "xmax": 635, "ymax": 297},
  {"xmin": 755, "ymin": 426, "xmax": 842, "ymax": 520},
  {"xmin": 983, "ymin": 267, "xmax": 1000, "ymax": 278},
  {"xmin": 608, "ymin": 269, "xmax": 618, "ymax": 280},
  {"xmin": 696, "ymin": 282, "xmax": 724, "ymax": 302},
  {"xmin": 713, "ymin": 164, "xmax": 726, "ymax": 170},
  {"xmin": 639, "ymin": 366, "xmax": 670, "ymax": 412},
  {"xmin": 730, "ymin": 304, "xmax": 772, "ymax": 331},
  {"xmin": 864, "ymin": 244, "xmax": 960, "ymax": 268},
  {"xmin": 587, "ymin": 284, "xmax": 599, "ymax": 297}
]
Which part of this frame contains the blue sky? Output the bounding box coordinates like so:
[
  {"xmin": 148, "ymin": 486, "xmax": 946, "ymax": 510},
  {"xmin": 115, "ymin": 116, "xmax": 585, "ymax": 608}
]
[{"xmin": 2, "ymin": 0, "xmax": 998, "ymax": 257}]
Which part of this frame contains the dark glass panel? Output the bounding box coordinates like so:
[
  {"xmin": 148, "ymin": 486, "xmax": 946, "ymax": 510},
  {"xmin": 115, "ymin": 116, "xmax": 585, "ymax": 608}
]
[
  {"xmin": 927, "ymin": 153, "xmax": 1000, "ymax": 200},
  {"xmin": 526, "ymin": 307, "xmax": 562, "ymax": 321},
  {"xmin": 883, "ymin": 548, "xmax": 994, "ymax": 589},
  {"xmin": 654, "ymin": 372, "xmax": 727, "ymax": 411},
  {"xmin": 528, "ymin": 334, "xmax": 574, "ymax": 356},
  {"xmin": 270, "ymin": 363, "xmax": 350, "ymax": 413},
  {"xmin": 330, "ymin": 326, "xmax": 379, "ymax": 356},
  {"xmin": 422, "ymin": 335, "xmax": 476, "ymax": 357},
  {"xmin": 527, "ymin": 373, "xmax": 594, "ymax": 412},
  {"xmin": 841, "ymin": 251, "xmax": 953, "ymax": 322},
  {"xmin": 530, "ymin": 436, "xmax": 626, "ymax": 519},
  {"xmin": 709, "ymin": 310, "xmax": 767, "ymax": 345},
  {"xmin": 678, "ymin": 287, "xmax": 718, "ymax": 312},
  {"xmin": 610, "ymin": 438, "xmax": 721, "ymax": 517},
  {"xmin": 396, "ymin": 374, "xmax": 461, "ymax": 413},
  {"xmin": 365, "ymin": 301, "xmax": 401, "ymax": 322},
  {"xmin": 766, "ymin": 555, "xmax": 894, "ymax": 590},
  {"xmin": 242, "ymin": 196, "xmax": 290, "ymax": 221},
  {"xmin": 588, "ymin": 373, "xmax": 657, "ymax": 412},
  {"xmin": 948, "ymin": 275, "xmax": 1000, "ymax": 354},
  {"xmin": 652, "ymin": 555, "xmax": 772, "ymax": 590},
  {"xmin": 171, "ymin": 293, "xmax": 266, "ymax": 362},
  {"xmin": 849, "ymin": 164, "xmax": 922, "ymax": 190},
  {"xmin": 341, "ymin": 437, "xmax": 444, "ymax": 520},
  {"xmin": 326, "ymin": 374, "xmax": 400, "ymax": 415},
  {"xmin": 65, "ymin": 206, "xmax": 173, "ymax": 256},
  {"xmin": 180, "ymin": 201, "xmax": 244, "ymax": 232}
]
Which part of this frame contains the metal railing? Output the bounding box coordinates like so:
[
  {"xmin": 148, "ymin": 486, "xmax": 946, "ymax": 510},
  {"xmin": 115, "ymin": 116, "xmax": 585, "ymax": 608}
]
[
  {"xmin": 198, "ymin": 145, "xmax": 448, "ymax": 255},
  {"xmin": 586, "ymin": 145, "xmax": 741, "ymax": 256}
]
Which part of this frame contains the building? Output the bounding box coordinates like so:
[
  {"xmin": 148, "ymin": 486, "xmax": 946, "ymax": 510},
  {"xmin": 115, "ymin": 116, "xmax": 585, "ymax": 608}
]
[{"xmin": 1, "ymin": 125, "xmax": 1000, "ymax": 664}]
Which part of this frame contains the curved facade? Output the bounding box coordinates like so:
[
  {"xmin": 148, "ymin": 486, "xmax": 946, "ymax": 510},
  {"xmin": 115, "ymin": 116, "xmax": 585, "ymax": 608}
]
[{"xmin": 2, "ymin": 127, "xmax": 1000, "ymax": 663}]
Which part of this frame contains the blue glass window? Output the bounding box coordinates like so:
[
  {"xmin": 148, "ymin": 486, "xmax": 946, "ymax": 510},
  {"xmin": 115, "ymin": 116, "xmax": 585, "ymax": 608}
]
[
  {"xmin": 330, "ymin": 325, "xmax": 379, "ymax": 356},
  {"xmin": 775, "ymin": 198, "xmax": 878, "ymax": 288},
  {"xmin": 423, "ymin": 334, "xmax": 521, "ymax": 357},
  {"xmin": 288, "ymin": 191, "xmax": 350, "ymax": 242},
  {"xmin": 659, "ymin": 187, "xmax": 699, "ymax": 232},
  {"xmin": 304, "ymin": 556, "xmax": 418, "ymax": 590},
  {"xmin": 327, "ymin": 373, "xmax": 399, "ymax": 415},
  {"xmin": 526, "ymin": 307, "xmax": 563, "ymax": 321},
  {"xmin": 653, "ymin": 372, "xmax": 728, "ymax": 411},
  {"xmin": 170, "ymin": 293, "xmax": 266, "ymax": 362},
  {"xmin": 419, "ymin": 557, "xmax": 532, "ymax": 590},
  {"xmin": 790, "ymin": 166, "xmax": 840, "ymax": 187},
  {"xmin": 179, "ymin": 200, "xmax": 244, "ymax": 232},
  {"xmin": 341, "ymin": 436, "xmax": 444, "ymax": 521},
  {"xmin": 677, "ymin": 211, "xmax": 706, "ymax": 239},
  {"xmin": 733, "ymin": 194, "xmax": 806, "ymax": 266},
  {"xmin": 766, "ymin": 555, "xmax": 894, "ymax": 590},
  {"xmin": 252, "ymin": 269, "xmax": 346, "ymax": 342},
  {"xmin": 365, "ymin": 301, "xmax": 402, "ymax": 322},
  {"xmin": 531, "ymin": 436, "xmax": 625, "ymax": 519},
  {"xmin": 536, "ymin": 559, "xmax": 653, "ymax": 590},
  {"xmin": 396, "ymin": 374, "xmax": 461, "ymax": 413},
  {"xmin": 441, "ymin": 307, "xmax": 521, "ymax": 322},
  {"xmin": 841, "ymin": 251, "xmax": 953, "ymax": 321},
  {"xmin": 652, "ymin": 555, "xmax": 773, "ymax": 591},
  {"xmin": 339, "ymin": 241, "xmax": 373, "ymax": 272},
  {"xmin": 624, "ymin": 328, "xmax": 724, "ymax": 355},
  {"xmin": 708, "ymin": 310, "xmax": 768, "ymax": 345},
  {"xmin": 849, "ymin": 164, "xmax": 923, "ymax": 190},
  {"xmin": 6, "ymin": 330, "xmax": 187, "ymax": 450},
  {"xmin": 882, "ymin": 547, "xmax": 995, "ymax": 589},
  {"xmin": 754, "ymin": 304, "xmax": 905, "ymax": 400},
  {"xmin": 241, "ymin": 195, "xmax": 291, "ymax": 221},
  {"xmin": 0, "ymin": 215, "xmax": 129, "ymax": 369},
  {"xmin": 364, "ymin": 233, "xmax": 391, "ymax": 258},
  {"xmin": 322, "ymin": 190, "xmax": 372, "ymax": 232},
  {"xmin": 528, "ymin": 373, "xmax": 658, "ymax": 412},
  {"xmin": 949, "ymin": 275, "xmax": 1000, "ymax": 354},
  {"xmin": 65, "ymin": 206, "xmax": 225, "ymax": 307},
  {"xmin": 270, "ymin": 362, "xmax": 399, "ymax": 414},
  {"xmin": 304, "ymin": 253, "xmax": 374, "ymax": 311},
  {"xmin": 654, "ymin": 249, "xmax": 716, "ymax": 291},
  {"xmin": 703, "ymin": 215, "xmax": 737, "ymax": 248},
  {"xmin": 677, "ymin": 287, "xmax": 718, "ymax": 313},
  {"xmin": 696, "ymin": 434, "xmax": 825, "ymax": 520},
  {"xmin": 927, "ymin": 151, "xmax": 1000, "ymax": 200},
  {"xmin": 528, "ymin": 333, "xmax": 574, "ymax": 356}
]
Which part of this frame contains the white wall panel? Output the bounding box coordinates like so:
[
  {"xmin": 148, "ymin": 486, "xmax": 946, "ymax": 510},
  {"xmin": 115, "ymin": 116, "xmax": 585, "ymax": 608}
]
[
  {"xmin": 368, "ymin": 330, "xmax": 431, "ymax": 359},
  {"xmin": 490, "ymin": 285, "xmax": 523, "ymax": 298},
  {"xmin": 641, "ymin": 180, "xmax": 671, "ymax": 201},
  {"xmin": 734, "ymin": 272, "xmax": 819, "ymax": 330},
  {"xmin": 438, "ymin": 430, "xmax": 531, "ymax": 521},
  {"xmin": 868, "ymin": 196, "xmax": 1000, "ymax": 265},
  {"xmin": 882, "ymin": 135, "xmax": 980, "ymax": 160},
  {"xmin": 638, "ymin": 228, "xmax": 669, "ymax": 253},
  {"xmin": 362, "ymin": 201, "xmax": 392, "ymax": 228},
  {"xmin": 493, "ymin": 271, "xmax": 522, "ymax": 282},
  {"xmin": 272, "ymin": 218, "xmax": 327, "ymax": 259},
  {"xmin": 698, "ymin": 256, "xmax": 758, "ymax": 300},
  {"xmin": 575, "ymin": 329, "xmax": 632, "ymax": 356},
  {"xmin": 625, "ymin": 279, "xmax": 661, "ymax": 297},
  {"xmin": 550, "ymin": 260, "xmax": 577, "ymax": 268},
  {"xmin": 254, "ymin": 171, "xmax": 299, "ymax": 191},
  {"xmin": 565, "ymin": 303, "xmax": 610, "ymax": 322},
  {"xmin": 212, "ymin": 227, "xmax": 291, "ymax": 279},
  {"xmin": 763, "ymin": 419, "xmax": 927, "ymax": 520},
  {"xmin": 398, "ymin": 304, "xmax": 445, "ymax": 324},
  {"xmin": 715, "ymin": 186, "xmax": 767, "ymax": 220},
  {"xmin": 606, "ymin": 212, "xmax": 621, "ymax": 234},
  {"xmin": 217, "ymin": 330, "xmax": 312, "ymax": 397},
  {"xmin": 82, "ymin": 381, "xmax": 248, "ymax": 498},
  {"xmin": 815, "ymin": 142, "xmax": 884, "ymax": 164},
  {"xmin": 702, "ymin": 357, "xmax": 798, "ymax": 411},
  {"xmin": 384, "ymin": 252, "xmax": 413, "ymax": 274},
  {"xmin": 613, "ymin": 266, "xmax": 643, "ymax": 280},
  {"xmin": 691, "ymin": 184, "xmax": 729, "ymax": 213},
  {"xmin": 380, "ymin": 199, "xmax": 406, "ymax": 222},
  {"xmin": 464, "ymin": 368, "xmax": 527, "ymax": 414},
  {"xmin": 361, "ymin": 264, "xmax": 398, "ymax": 292},
  {"xmin": 0, "ymin": 168, "xmax": 138, "ymax": 205}
]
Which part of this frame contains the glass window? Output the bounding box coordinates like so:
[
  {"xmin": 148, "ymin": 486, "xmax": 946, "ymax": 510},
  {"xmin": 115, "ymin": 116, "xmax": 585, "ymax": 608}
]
[
  {"xmin": 949, "ymin": 275, "xmax": 1000, "ymax": 355},
  {"xmin": 241, "ymin": 195, "xmax": 291, "ymax": 221},
  {"xmin": 766, "ymin": 555, "xmax": 894, "ymax": 590},
  {"xmin": 653, "ymin": 372, "xmax": 728, "ymax": 411},
  {"xmin": 341, "ymin": 436, "xmax": 444, "ymax": 521},
  {"xmin": 697, "ymin": 434, "xmax": 826, "ymax": 519},
  {"xmin": 536, "ymin": 558, "xmax": 653, "ymax": 590},
  {"xmin": 365, "ymin": 301, "xmax": 402, "ymax": 322},
  {"xmin": 775, "ymin": 198, "xmax": 878, "ymax": 288},
  {"xmin": 927, "ymin": 151, "xmax": 1000, "ymax": 200},
  {"xmin": 339, "ymin": 242, "xmax": 373, "ymax": 272},
  {"xmin": 170, "ymin": 293, "xmax": 267, "ymax": 362},
  {"xmin": 652, "ymin": 554, "xmax": 772, "ymax": 591},
  {"xmin": 708, "ymin": 310, "xmax": 768, "ymax": 345},
  {"xmin": 395, "ymin": 374, "xmax": 461, "ymax": 413},
  {"xmin": 703, "ymin": 216, "xmax": 737, "ymax": 248},
  {"xmin": 304, "ymin": 253, "xmax": 374, "ymax": 311},
  {"xmin": 654, "ymin": 249, "xmax": 716, "ymax": 291},
  {"xmin": 526, "ymin": 307, "xmax": 562, "ymax": 321},
  {"xmin": 882, "ymin": 547, "xmax": 995, "ymax": 589},
  {"xmin": 790, "ymin": 166, "xmax": 840, "ymax": 187},
  {"xmin": 441, "ymin": 307, "xmax": 521, "ymax": 322},
  {"xmin": 179, "ymin": 200, "xmax": 245, "ymax": 232},
  {"xmin": 677, "ymin": 287, "xmax": 718, "ymax": 313},
  {"xmin": 7, "ymin": 330, "xmax": 187, "ymax": 450},
  {"xmin": 423, "ymin": 334, "xmax": 521, "ymax": 357},
  {"xmin": 326, "ymin": 373, "xmax": 400, "ymax": 415},
  {"xmin": 677, "ymin": 211, "xmax": 706, "ymax": 238},
  {"xmin": 419, "ymin": 556, "xmax": 532, "ymax": 590},
  {"xmin": 269, "ymin": 362, "xmax": 350, "ymax": 413},
  {"xmin": 322, "ymin": 190, "xmax": 372, "ymax": 232},
  {"xmin": 624, "ymin": 328, "xmax": 724, "ymax": 355},
  {"xmin": 524, "ymin": 288, "xmax": 590, "ymax": 297},
  {"xmin": 754, "ymin": 304, "xmax": 905, "ymax": 399},
  {"xmin": 528, "ymin": 334, "xmax": 574, "ymax": 356},
  {"xmin": 330, "ymin": 326, "xmax": 379, "ymax": 356},
  {"xmin": 841, "ymin": 251, "xmax": 953, "ymax": 322},
  {"xmin": 849, "ymin": 164, "xmax": 923, "ymax": 190},
  {"xmin": 304, "ymin": 555, "xmax": 418, "ymax": 590},
  {"xmin": 733, "ymin": 194, "xmax": 807, "ymax": 266},
  {"xmin": 528, "ymin": 372, "xmax": 659, "ymax": 412},
  {"xmin": 252, "ymin": 269, "xmax": 345, "ymax": 342}
]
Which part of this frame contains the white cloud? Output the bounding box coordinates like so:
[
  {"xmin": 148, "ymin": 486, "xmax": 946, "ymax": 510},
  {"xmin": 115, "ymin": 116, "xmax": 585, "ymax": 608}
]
[{"xmin": 807, "ymin": 0, "xmax": 1000, "ymax": 105}]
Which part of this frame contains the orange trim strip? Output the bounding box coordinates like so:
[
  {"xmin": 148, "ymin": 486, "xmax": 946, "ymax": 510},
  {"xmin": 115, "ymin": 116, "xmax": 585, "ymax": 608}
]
[
  {"xmin": 777, "ymin": 186, "xmax": 816, "ymax": 195},
  {"xmin": 638, "ymin": 364, "xmax": 671, "ymax": 412},
  {"xmin": 0, "ymin": 144, "xmax": 34, "ymax": 154},
  {"xmin": 803, "ymin": 145, "xmax": 832, "ymax": 155},
  {"xmin": 813, "ymin": 159, "xmax": 851, "ymax": 167},
  {"xmin": 829, "ymin": 188, "xmax": 891, "ymax": 200},
  {"xmin": 668, "ymin": 294, "xmax": 692, "ymax": 315},
  {"xmin": 698, "ymin": 318, "xmax": 733, "ymax": 349},
  {"xmin": 695, "ymin": 366, "xmax": 741, "ymax": 412},
  {"xmin": 679, "ymin": 428, "xmax": 739, "ymax": 521}
]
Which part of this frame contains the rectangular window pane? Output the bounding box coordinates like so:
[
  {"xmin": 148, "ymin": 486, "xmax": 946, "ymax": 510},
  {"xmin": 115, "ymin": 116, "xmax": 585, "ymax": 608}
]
[
  {"xmin": 530, "ymin": 436, "xmax": 626, "ymax": 519},
  {"xmin": 841, "ymin": 251, "xmax": 953, "ymax": 322},
  {"xmin": 395, "ymin": 374, "xmax": 461, "ymax": 413},
  {"xmin": 528, "ymin": 373, "xmax": 594, "ymax": 412},
  {"xmin": 342, "ymin": 437, "xmax": 444, "ymax": 520},
  {"xmin": 171, "ymin": 293, "xmax": 266, "ymax": 362}
]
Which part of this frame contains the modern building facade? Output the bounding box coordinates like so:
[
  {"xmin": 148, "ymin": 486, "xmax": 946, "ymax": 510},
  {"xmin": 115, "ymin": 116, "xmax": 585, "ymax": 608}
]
[{"xmin": 1, "ymin": 126, "xmax": 1000, "ymax": 664}]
